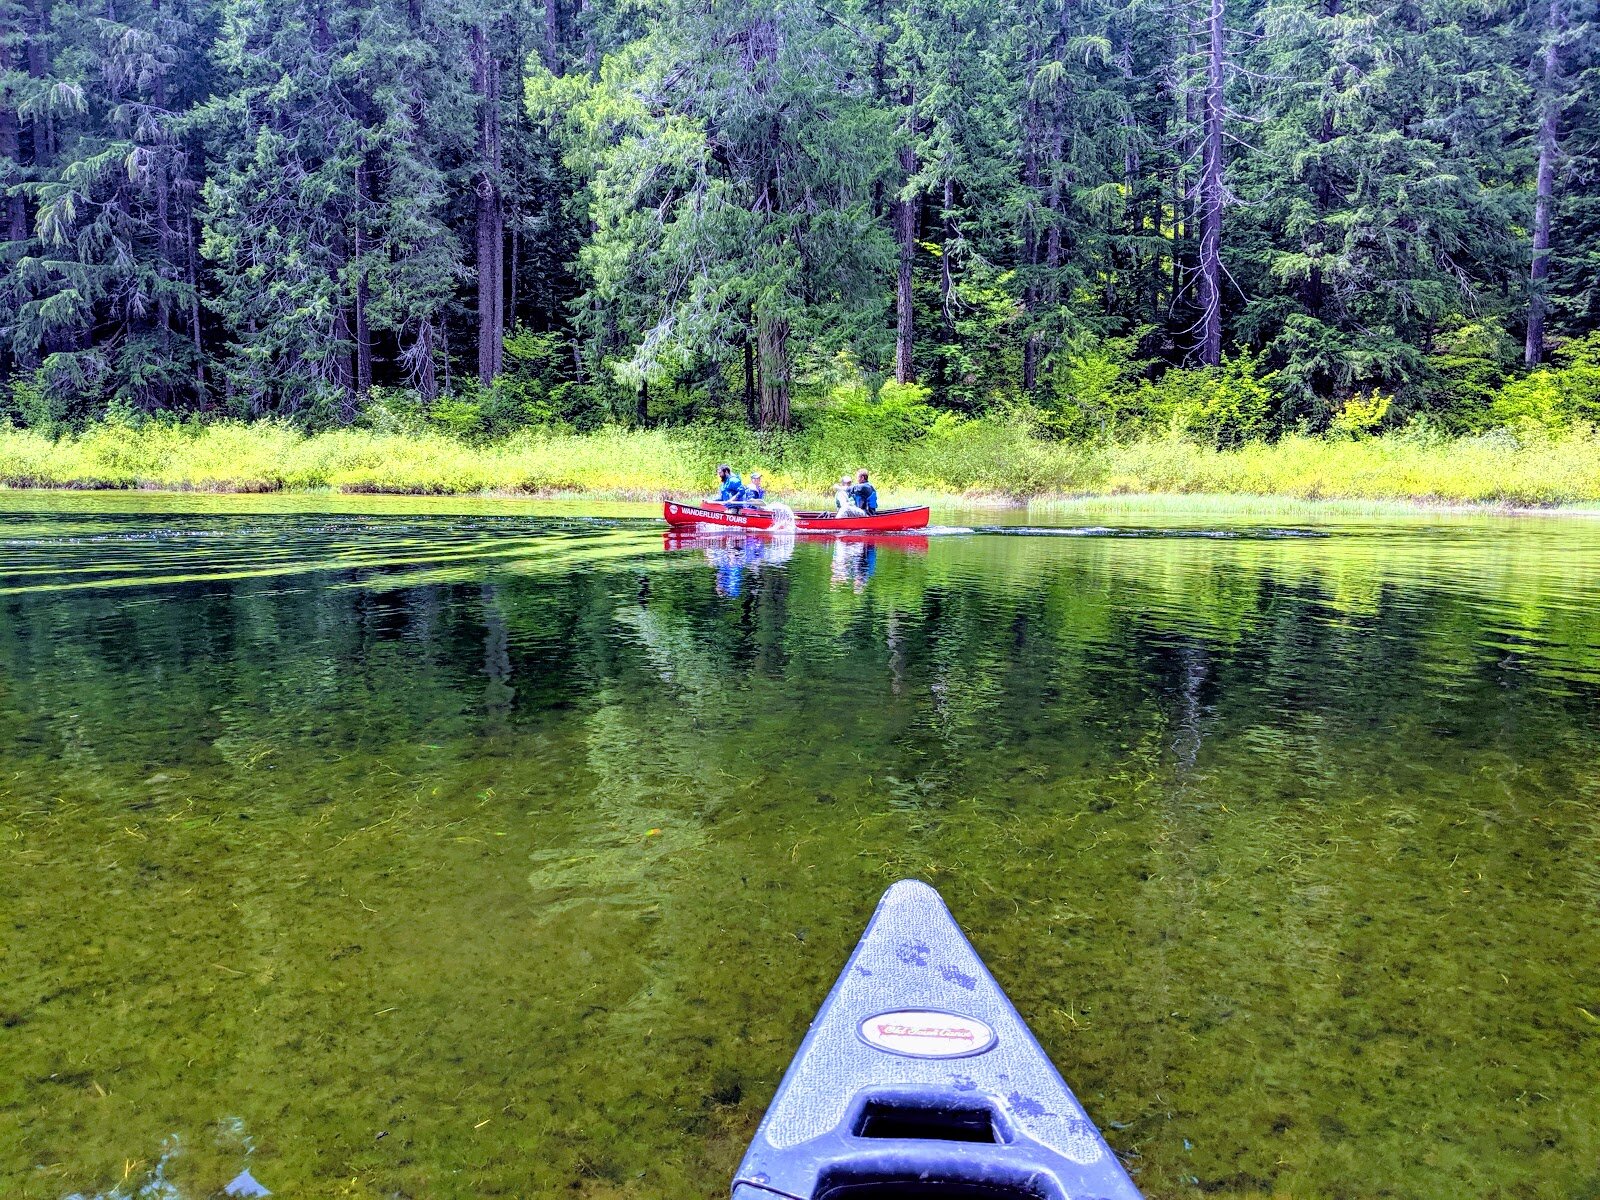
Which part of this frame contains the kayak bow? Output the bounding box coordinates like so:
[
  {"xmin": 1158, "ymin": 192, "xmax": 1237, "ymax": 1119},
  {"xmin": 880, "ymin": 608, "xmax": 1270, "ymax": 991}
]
[
  {"xmin": 732, "ymin": 880, "xmax": 1143, "ymax": 1200},
  {"xmin": 663, "ymin": 501, "xmax": 931, "ymax": 533}
]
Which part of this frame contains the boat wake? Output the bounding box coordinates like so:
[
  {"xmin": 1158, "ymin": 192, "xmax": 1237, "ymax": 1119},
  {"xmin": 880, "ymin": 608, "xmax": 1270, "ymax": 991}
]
[
  {"xmin": 765, "ymin": 501, "xmax": 798, "ymax": 532},
  {"xmin": 935, "ymin": 525, "xmax": 1330, "ymax": 540}
]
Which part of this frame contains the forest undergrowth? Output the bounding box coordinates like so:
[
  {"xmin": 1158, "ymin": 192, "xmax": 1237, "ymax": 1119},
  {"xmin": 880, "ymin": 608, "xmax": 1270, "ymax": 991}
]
[{"xmin": 2, "ymin": 419, "xmax": 1596, "ymax": 509}]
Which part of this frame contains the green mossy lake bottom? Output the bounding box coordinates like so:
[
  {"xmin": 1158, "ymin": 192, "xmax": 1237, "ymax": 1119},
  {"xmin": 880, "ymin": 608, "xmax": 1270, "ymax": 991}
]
[{"xmin": 1, "ymin": 495, "xmax": 1596, "ymax": 1199}]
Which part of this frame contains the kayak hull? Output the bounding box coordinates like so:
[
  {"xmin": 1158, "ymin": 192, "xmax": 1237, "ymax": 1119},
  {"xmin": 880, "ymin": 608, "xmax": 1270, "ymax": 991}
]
[
  {"xmin": 731, "ymin": 881, "xmax": 1143, "ymax": 1200},
  {"xmin": 663, "ymin": 501, "xmax": 930, "ymax": 533}
]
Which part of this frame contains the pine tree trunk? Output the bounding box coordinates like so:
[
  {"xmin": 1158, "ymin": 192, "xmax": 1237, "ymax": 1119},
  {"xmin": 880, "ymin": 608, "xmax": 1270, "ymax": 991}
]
[
  {"xmin": 939, "ymin": 177, "xmax": 956, "ymax": 326},
  {"xmin": 1304, "ymin": 0, "xmax": 1341, "ymax": 320},
  {"xmin": 416, "ymin": 323, "xmax": 439, "ymax": 400},
  {"xmin": 1171, "ymin": 166, "xmax": 1183, "ymax": 312},
  {"xmin": 757, "ymin": 312, "xmax": 790, "ymax": 430},
  {"xmin": 1120, "ymin": 37, "xmax": 1141, "ymax": 314},
  {"xmin": 508, "ymin": 225, "xmax": 519, "ymax": 334},
  {"xmin": 1172, "ymin": 11, "xmax": 1197, "ymax": 320},
  {"xmin": 1021, "ymin": 80, "xmax": 1042, "ymax": 394},
  {"xmin": 743, "ymin": 323, "xmax": 757, "ymax": 426},
  {"xmin": 0, "ymin": 102, "xmax": 18, "ymax": 378},
  {"xmin": 27, "ymin": 0, "xmax": 51, "ymax": 163},
  {"xmin": 354, "ymin": 154, "xmax": 373, "ymax": 396},
  {"xmin": 155, "ymin": 166, "xmax": 172, "ymax": 362},
  {"xmin": 1525, "ymin": 0, "xmax": 1564, "ymax": 366},
  {"xmin": 473, "ymin": 23, "xmax": 504, "ymax": 386},
  {"xmin": 1196, "ymin": 0, "xmax": 1226, "ymax": 366},
  {"xmin": 543, "ymin": 0, "xmax": 560, "ymax": 72},
  {"xmin": 187, "ymin": 215, "xmax": 205, "ymax": 397},
  {"xmin": 1045, "ymin": 129, "xmax": 1064, "ymax": 285},
  {"xmin": 894, "ymin": 136, "xmax": 917, "ymax": 384},
  {"xmin": 0, "ymin": 106, "xmax": 25, "ymax": 246},
  {"xmin": 332, "ymin": 307, "xmax": 357, "ymax": 419}
]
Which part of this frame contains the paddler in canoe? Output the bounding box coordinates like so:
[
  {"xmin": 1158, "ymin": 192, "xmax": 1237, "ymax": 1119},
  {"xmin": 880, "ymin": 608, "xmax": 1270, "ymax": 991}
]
[
  {"xmin": 832, "ymin": 469, "xmax": 879, "ymax": 517},
  {"xmin": 714, "ymin": 463, "xmax": 744, "ymax": 503},
  {"xmin": 849, "ymin": 469, "xmax": 878, "ymax": 515},
  {"xmin": 714, "ymin": 465, "xmax": 771, "ymax": 514}
]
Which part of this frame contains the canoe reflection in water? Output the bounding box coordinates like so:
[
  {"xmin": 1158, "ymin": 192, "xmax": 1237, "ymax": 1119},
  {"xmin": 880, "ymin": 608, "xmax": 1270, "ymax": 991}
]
[
  {"xmin": 831, "ymin": 539, "xmax": 876, "ymax": 592},
  {"xmin": 662, "ymin": 531, "xmax": 796, "ymax": 597},
  {"xmin": 664, "ymin": 532, "xmax": 930, "ymax": 597}
]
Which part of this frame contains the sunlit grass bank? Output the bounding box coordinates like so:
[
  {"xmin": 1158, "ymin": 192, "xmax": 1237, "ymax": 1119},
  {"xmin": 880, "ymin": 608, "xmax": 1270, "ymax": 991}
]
[{"xmin": 1, "ymin": 419, "xmax": 1597, "ymax": 508}]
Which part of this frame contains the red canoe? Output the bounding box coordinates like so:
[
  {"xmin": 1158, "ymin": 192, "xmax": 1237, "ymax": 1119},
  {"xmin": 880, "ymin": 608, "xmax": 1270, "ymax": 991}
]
[{"xmin": 662, "ymin": 500, "xmax": 931, "ymax": 533}]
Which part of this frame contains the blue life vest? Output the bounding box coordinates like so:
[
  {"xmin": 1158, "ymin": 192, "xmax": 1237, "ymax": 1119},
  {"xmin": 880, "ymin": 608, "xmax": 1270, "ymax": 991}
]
[
  {"xmin": 743, "ymin": 483, "xmax": 765, "ymax": 500},
  {"xmin": 848, "ymin": 482, "xmax": 878, "ymax": 514}
]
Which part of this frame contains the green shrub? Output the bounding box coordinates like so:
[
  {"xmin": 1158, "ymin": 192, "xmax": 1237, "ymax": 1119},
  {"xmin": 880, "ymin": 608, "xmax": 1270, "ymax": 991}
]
[
  {"xmin": 1415, "ymin": 320, "xmax": 1517, "ymax": 432},
  {"xmin": 427, "ymin": 395, "xmax": 486, "ymax": 439},
  {"xmin": 804, "ymin": 375, "xmax": 946, "ymax": 478},
  {"xmin": 1043, "ymin": 331, "xmax": 1150, "ymax": 441},
  {"xmin": 1134, "ymin": 353, "xmax": 1274, "ymax": 447},
  {"xmin": 1327, "ymin": 390, "xmax": 1393, "ymax": 438},
  {"xmin": 6, "ymin": 369, "xmax": 80, "ymax": 433},
  {"xmin": 358, "ymin": 386, "xmax": 431, "ymax": 436},
  {"xmin": 2, "ymin": 411, "xmax": 1597, "ymax": 507},
  {"xmin": 1492, "ymin": 333, "xmax": 1600, "ymax": 432},
  {"xmin": 491, "ymin": 329, "xmax": 603, "ymax": 432}
]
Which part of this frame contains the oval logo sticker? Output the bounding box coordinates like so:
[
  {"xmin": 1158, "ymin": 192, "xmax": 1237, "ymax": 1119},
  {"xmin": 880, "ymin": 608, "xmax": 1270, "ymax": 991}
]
[{"xmin": 859, "ymin": 1009, "xmax": 997, "ymax": 1058}]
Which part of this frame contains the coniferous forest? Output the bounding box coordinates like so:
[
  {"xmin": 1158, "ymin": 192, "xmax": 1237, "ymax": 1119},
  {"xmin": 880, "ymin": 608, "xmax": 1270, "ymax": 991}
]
[{"xmin": 1, "ymin": 0, "xmax": 1597, "ymax": 445}]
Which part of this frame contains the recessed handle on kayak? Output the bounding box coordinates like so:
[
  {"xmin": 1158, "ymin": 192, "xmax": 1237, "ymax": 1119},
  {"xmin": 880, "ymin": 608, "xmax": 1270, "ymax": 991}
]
[
  {"xmin": 853, "ymin": 1097, "xmax": 1002, "ymax": 1144},
  {"xmin": 805, "ymin": 1088, "xmax": 1072, "ymax": 1199}
]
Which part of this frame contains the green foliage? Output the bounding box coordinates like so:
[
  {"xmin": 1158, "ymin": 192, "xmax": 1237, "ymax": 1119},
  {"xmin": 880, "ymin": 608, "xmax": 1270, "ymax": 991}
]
[
  {"xmin": 1491, "ymin": 333, "xmax": 1600, "ymax": 431},
  {"xmin": 5, "ymin": 416, "xmax": 1598, "ymax": 507},
  {"xmin": 1042, "ymin": 332, "xmax": 1151, "ymax": 441},
  {"xmin": 1258, "ymin": 314, "xmax": 1421, "ymax": 428},
  {"xmin": 0, "ymin": 0, "xmax": 1595, "ymax": 442},
  {"xmin": 1133, "ymin": 354, "xmax": 1276, "ymax": 448},
  {"xmin": 1327, "ymin": 390, "xmax": 1393, "ymax": 439},
  {"xmin": 488, "ymin": 330, "xmax": 601, "ymax": 432},
  {"xmin": 917, "ymin": 259, "xmax": 1026, "ymax": 414},
  {"xmin": 824, "ymin": 378, "xmax": 939, "ymax": 438},
  {"xmin": 425, "ymin": 396, "xmax": 486, "ymax": 440},
  {"xmin": 1415, "ymin": 321, "xmax": 1520, "ymax": 432},
  {"xmin": 3, "ymin": 373, "xmax": 73, "ymax": 433}
]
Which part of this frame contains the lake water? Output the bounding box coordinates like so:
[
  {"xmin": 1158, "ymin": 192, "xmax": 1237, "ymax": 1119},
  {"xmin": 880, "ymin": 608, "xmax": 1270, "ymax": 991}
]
[{"xmin": 1, "ymin": 493, "xmax": 1596, "ymax": 1200}]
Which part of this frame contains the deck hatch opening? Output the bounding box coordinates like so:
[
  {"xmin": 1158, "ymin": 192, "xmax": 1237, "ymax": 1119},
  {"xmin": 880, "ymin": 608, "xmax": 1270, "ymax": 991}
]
[
  {"xmin": 815, "ymin": 1179, "xmax": 1051, "ymax": 1200},
  {"xmin": 853, "ymin": 1100, "xmax": 1000, "ymax": 1143}
]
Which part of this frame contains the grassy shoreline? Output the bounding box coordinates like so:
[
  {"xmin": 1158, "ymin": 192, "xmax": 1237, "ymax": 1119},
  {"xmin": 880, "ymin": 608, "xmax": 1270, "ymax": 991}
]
[
  {"xmin": 5, "ymin": 482, "xmax": 1599, "ymax": 522},
  {"xmin": 2, "ymin": 419, "xmax": 1598, "ymax": 512}
]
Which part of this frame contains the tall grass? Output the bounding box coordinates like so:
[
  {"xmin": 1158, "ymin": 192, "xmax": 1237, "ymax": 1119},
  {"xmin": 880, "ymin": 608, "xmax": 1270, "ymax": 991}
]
[{"xmin": 1, "ymin": 418, "xmax": 1596, "ymax": 507}]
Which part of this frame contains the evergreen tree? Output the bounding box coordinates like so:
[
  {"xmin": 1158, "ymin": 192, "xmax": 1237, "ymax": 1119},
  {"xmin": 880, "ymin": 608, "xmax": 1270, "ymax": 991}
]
[
  {"xmin": 1241, "ymin": 0, "xmax": 1525, "ymax": 416},
  {"xmin": 547, "ymin": 0, "xmax": 893, "ymax": 429},
  {"xmin": 0, "ymin": 0, "xmax": 1594, "ymax": 430}
]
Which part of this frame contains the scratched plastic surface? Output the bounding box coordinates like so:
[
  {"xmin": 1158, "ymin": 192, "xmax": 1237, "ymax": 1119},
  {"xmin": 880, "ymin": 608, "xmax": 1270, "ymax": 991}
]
[{"xmin": 733, "ymin": 881, "xmax": 1143, "ymax": 1199}]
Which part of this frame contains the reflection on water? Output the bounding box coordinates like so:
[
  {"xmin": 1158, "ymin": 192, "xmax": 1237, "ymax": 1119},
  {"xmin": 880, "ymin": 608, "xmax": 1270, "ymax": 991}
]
[
  {"xmin": 666, "ymin": 531, "xmax": 935, "ymax": 596},
  {"xmin": 967, "ymin": 525, "xmax": 1330, "ymax": 539},
  {"xmin": 1, "ymin": 495, "xmax": 1597, "ymax": 1200},
  {"xmin": 60, "ymin": 1119, "xmax": 266, "ymax": 1200},
  {"xmin": 667, "ymin": 531, "xmax": 798, "ymax": 597}
]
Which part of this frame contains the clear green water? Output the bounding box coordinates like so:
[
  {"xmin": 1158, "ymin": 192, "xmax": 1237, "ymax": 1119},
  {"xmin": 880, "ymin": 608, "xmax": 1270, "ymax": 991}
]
[{"xmin": 1, "ymin": 493, "xmax": 1597, "ymax": 1200}]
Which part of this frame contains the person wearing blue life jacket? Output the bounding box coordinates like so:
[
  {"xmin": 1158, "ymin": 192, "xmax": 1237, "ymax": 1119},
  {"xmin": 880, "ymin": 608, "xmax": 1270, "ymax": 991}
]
[
  {"xmin": 848, "ymin": 469, "xmax": 878, "ymax": 515},
  {"xmin": 714, "ymin": 463, "xmax": 743, "ymax": 503},
  {"xmin": 743, "ymin": 471, "xmax": 766, "ymax": 501}
]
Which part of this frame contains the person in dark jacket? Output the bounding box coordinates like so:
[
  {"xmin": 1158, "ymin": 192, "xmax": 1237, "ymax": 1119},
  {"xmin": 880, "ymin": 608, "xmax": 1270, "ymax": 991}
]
[{"xmin": 848, "ymin": 469, "xmax": 878, "ymax": 515}]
